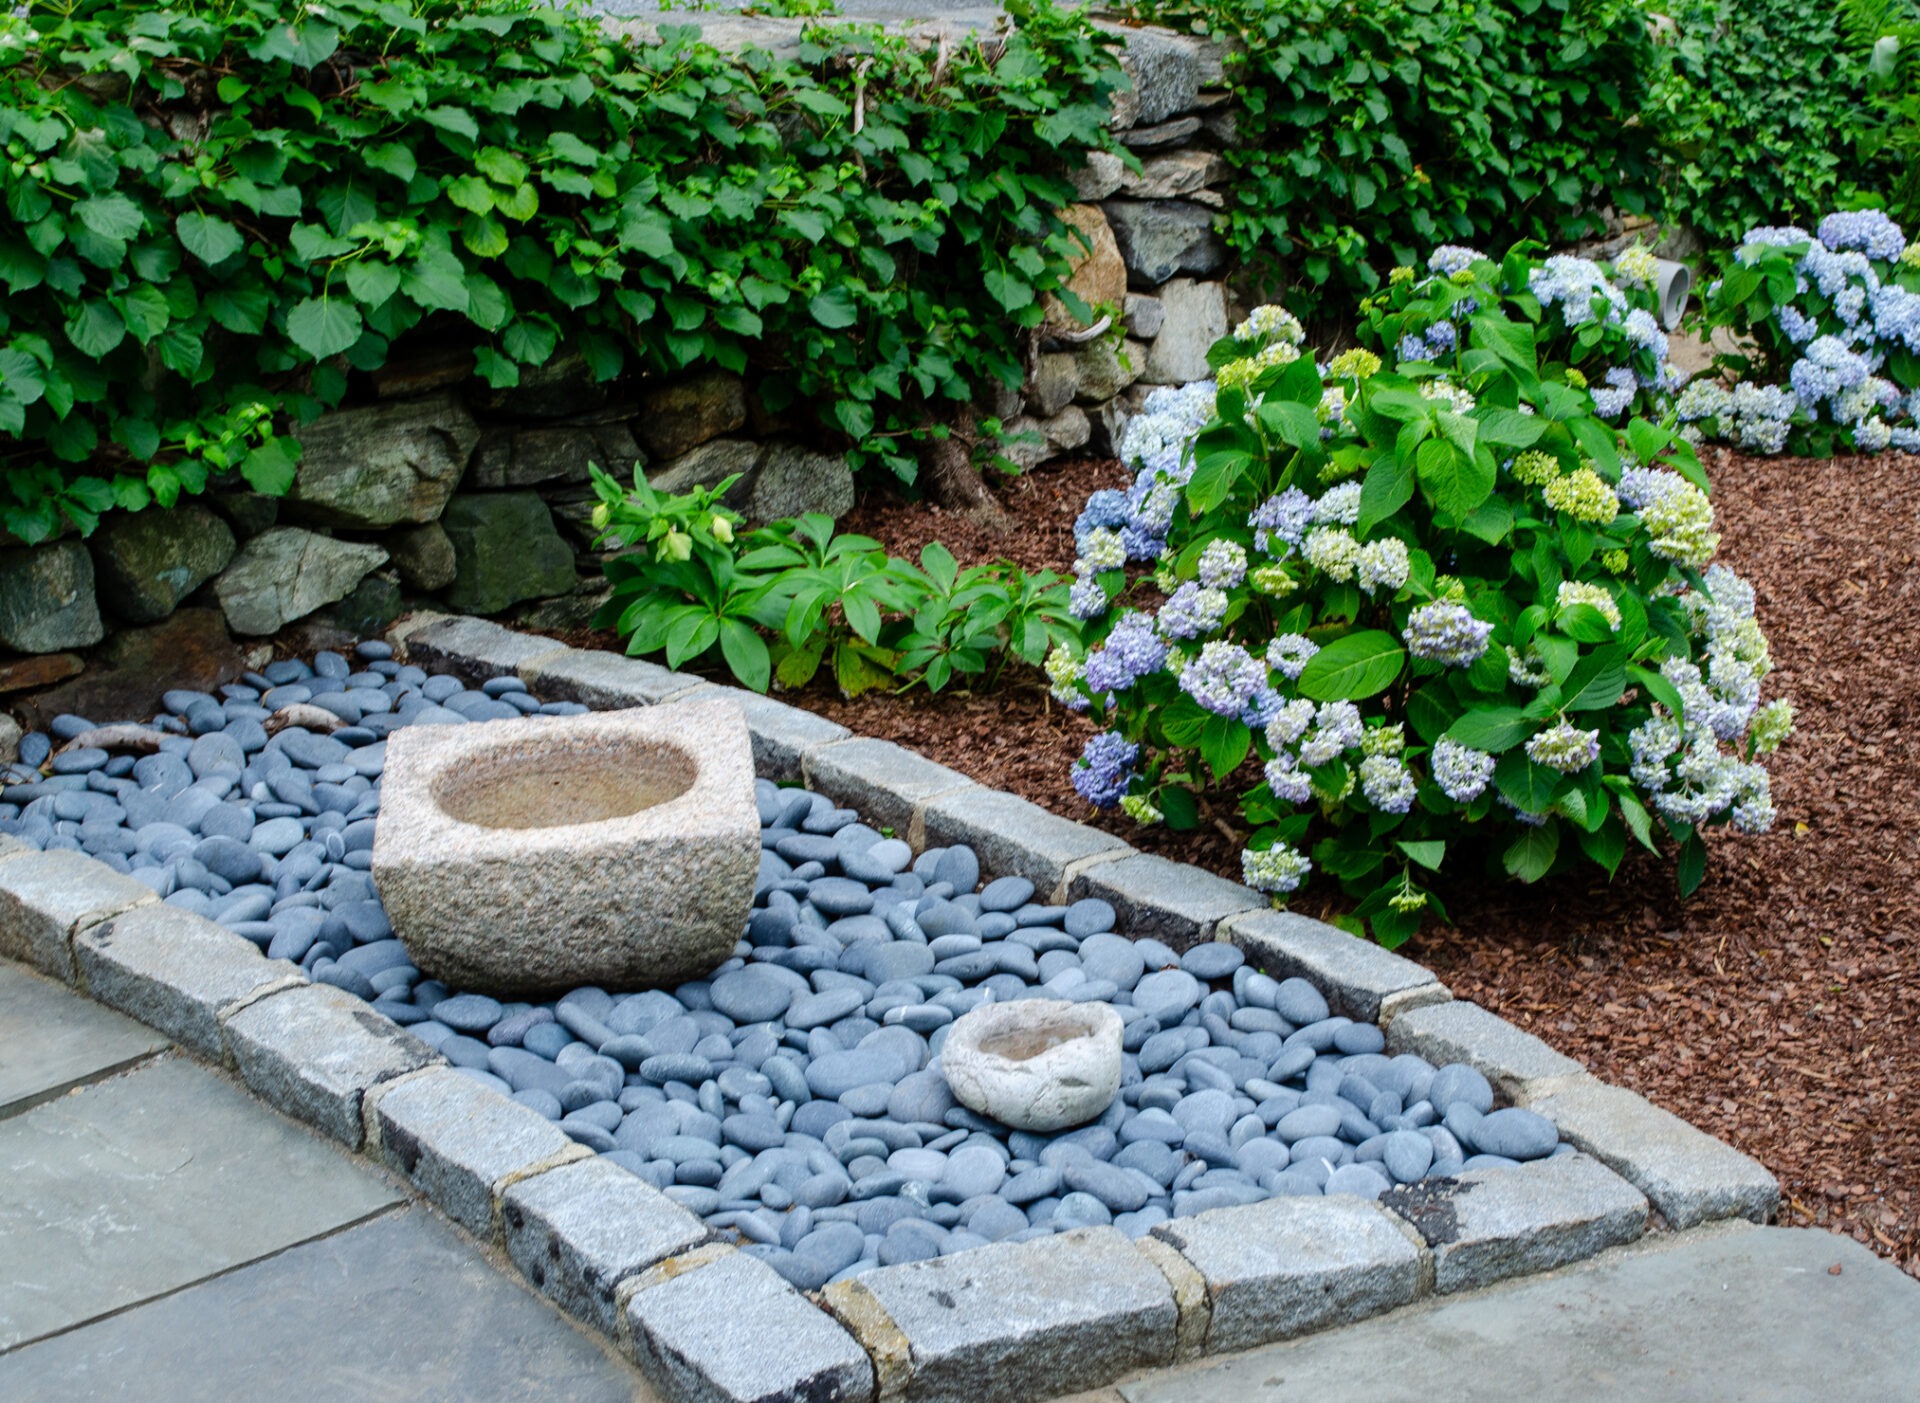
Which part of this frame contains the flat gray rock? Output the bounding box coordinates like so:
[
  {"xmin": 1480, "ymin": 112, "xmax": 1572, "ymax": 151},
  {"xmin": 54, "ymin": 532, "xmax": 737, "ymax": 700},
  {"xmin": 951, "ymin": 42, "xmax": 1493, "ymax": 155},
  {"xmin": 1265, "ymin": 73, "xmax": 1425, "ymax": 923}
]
[
  {"xmin": 0, "ymin": 1207, "xmax": 642, "ymax": 1402},
  {"xmin": 0, "ymin": 961, "xmax": 167, "ymax": 1115},
  {"xmin": 0, "ymin": 1055, "xmax": 400, "ymax": 1350}
]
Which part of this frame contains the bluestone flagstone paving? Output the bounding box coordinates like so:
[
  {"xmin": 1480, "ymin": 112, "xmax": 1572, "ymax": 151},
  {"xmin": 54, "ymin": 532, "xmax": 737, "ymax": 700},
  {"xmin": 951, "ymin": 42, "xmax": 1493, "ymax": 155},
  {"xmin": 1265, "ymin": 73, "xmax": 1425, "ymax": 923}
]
[
  {"xmin": 0, "ymin": 961, "xmax": 166, "ymax": 1117},
  {"xmin": 0, "ymin": 1050, "xmax": 400, "ymax": 1349}
]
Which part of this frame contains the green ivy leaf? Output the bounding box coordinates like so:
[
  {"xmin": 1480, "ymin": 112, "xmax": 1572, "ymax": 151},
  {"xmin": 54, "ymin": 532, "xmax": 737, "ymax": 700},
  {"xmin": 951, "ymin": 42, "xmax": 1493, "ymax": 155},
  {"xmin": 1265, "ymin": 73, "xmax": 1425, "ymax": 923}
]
[
  {"xmin": 345, "ymin": 260, "xmax": 402, "ymax": 306},
  {"xmin": 1494, "ymin": 749, "xmax": 1561, "ymax": 814},
  {"xmin": 286, "ymin": 297, "xmax": 364, "ymax": 359},
  {"xmin": 176, "ymin": 212, "xmax": 244, "ymax": 266},
  {"xmin": 808, "ymin": 287, "xmax": 859, "ymax": 329},
  {"xmin": 63, "ymin": 301, "xmax": 126, "ymax": 358},
  {"xmin": 75, "ymin": 193, "xmax": 145, "ymax": 242},
  {"xmin": 1296, "ymin": 630, "xmax": 1406, "ymax": 701},
  {"xmin": 1503, "ymin": 821, "xmax": 1560, "ymax": 882}
]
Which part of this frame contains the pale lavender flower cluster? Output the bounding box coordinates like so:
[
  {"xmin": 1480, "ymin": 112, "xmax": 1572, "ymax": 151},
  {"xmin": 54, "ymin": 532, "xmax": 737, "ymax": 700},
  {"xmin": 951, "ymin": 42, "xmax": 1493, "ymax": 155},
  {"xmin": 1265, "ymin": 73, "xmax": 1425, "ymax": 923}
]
[
  {"xmin": 1249, "ymin": 488, "xmax": 1314, "ymax": 554},
  {"xmin": 1157, "ymin": 582, "xmax": 1228, "ymax": 640},
  {"xmin": 1266, "ymin": 633, "xmax": 1318, "ymax": 680},
  {"xmin": 1525, "ymin": 720, "xmax": 1601, "ymax": 773},
  {"xmin": 1359, "ymin": 754, "xmax": 1417, "ymax": 813},
  {"xmin": 1197, "ymin": 539, "xmax": 1248, "ymax": 589},
  {"xmin": 1072, "ymin": 731, "xmax": 1138, "ymax": 809},
  {"xmin": 1402, "ymin": 602, "xmax": 1493, "ymax": 667},
  {"xmin": 1818, "ymin": 210, "xmax": 1906, "ymax": 261},
  {"xmin": 1428, "ymin": 244, "xmax": 1485, "ymax": 276},
  {"xmin": 1429, "ymin": 737, "xmax": 1497, "ymax": 802},
  {"xmin": 1082, "ymin": 612, "xmax": 1167, "ymax": 694},
  {"xmin": 1180, "ymin": 641, "xmax": 1268, "ymax": 717}
]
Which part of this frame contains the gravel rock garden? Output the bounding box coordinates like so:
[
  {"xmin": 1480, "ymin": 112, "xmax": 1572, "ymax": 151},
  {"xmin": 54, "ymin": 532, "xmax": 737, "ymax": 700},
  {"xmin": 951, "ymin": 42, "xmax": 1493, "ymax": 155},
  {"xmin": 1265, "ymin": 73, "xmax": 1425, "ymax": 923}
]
[{"xmin": 0, "ymin": 645, "xmax": 1572, "ymax": 1289}]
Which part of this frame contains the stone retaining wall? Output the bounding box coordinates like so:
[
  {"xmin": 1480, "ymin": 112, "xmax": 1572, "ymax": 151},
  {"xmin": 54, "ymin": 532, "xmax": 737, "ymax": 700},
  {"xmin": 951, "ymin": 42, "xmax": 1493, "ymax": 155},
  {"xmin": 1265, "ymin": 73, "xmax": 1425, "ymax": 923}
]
[{"xmin": 0, "ymin": 8, "xmax": 1239, "ymax": 722}]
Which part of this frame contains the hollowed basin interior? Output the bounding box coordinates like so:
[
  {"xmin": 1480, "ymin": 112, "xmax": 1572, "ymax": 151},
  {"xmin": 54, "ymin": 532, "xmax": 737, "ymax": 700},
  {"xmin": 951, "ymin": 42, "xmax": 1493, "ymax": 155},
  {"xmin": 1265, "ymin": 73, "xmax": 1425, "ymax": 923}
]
[
  {"xmin": 979, "ymin": 1014, "xmax": 1100, "ymax": 1063},
  {"xmin": 432, "ymin": 738, "xmax": 696, "ymax": 830}
]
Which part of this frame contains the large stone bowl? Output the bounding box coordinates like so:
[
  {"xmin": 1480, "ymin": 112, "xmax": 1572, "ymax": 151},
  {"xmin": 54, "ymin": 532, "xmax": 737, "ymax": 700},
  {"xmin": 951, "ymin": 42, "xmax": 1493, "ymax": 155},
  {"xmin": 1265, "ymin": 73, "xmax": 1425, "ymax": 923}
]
[
  {"xmin": 372, "ymin": 698, "xmax": 758, "ymax": 996},
  {"xmin": 941, "ymin": 998, "xmax": 1124, "ymax": 1133}
]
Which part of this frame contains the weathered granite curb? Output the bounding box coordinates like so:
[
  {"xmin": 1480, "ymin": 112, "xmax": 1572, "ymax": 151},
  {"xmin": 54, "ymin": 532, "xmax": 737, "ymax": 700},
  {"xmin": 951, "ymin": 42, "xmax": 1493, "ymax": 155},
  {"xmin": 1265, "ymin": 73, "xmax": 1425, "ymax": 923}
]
[{"xmin": 0, "ymin": 610, "xmax": 1779, "ymax": 1403}]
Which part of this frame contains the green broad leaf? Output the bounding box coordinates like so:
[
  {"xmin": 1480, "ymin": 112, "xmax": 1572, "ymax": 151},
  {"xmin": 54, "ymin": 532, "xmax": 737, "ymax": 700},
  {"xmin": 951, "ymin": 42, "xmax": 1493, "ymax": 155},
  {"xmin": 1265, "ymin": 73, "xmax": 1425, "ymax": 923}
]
[
  {"xmin": 1296, "ymin": 630, "xmax": 1406, "ymax": 702},
  {"xmin": 1199, "ymin": 715, "xmax": 1251, "ymax": 783},
  {"xmin": 1460, "ymin": 497, "xmax": 1514, "ymax": 544},
  {"xmin": 75, "ymin": 192, "xmax": 144, "ymax": 242},
  {"xmin": 1356, "ymin": 454, "xmax": 1414, "ymax": 533},
  {"xmin": 475, "ymin": 148, "xmax": 529, "ymax": 186},
  {"xmin": 365, "ymin": 143, "xmax": 417, "ymax": 183},
  {"xmin": 116, "ymin": 284, "xmax": 171, "ymax": 342},
  {"xmin": 1256, "ymin": 398, "xmax": 1322, "ymax": 448},
  {"xmin": 1576, "ymin": 817, "xmax": 1627, "ymax": 877},
  {"xmin": 1368, "ymin": 904, "xmax": 1422, "ymax": 950},
  {"xmin": 1476, "ymin": 406, "xmax": 1546, "ymax": 448},
  {"xmin": 1397, "ymin": 839, "xmax": 1445, "ymax": 871},
  {"xmin": 345, "ymin": 260, "xmax": 401, "ymax": 306},
  {"xmin": 240, "ymin": 436, "xmax": 299, "ymax": 495},
  {"xmin": 665, "ymin": 609, "xmax": 720, "ymax": 668},
  {"xmin": 1470, "ymin": 312, "xmax": 1537, "ymax": 370},
  {"xmin": 1569, "ymin": 415, "xmax": 1620, "ymax": 476},
  {"xmin": 1183, "ymin": 450, "xmax": 1249, "ymax": 516},
  {"xmin": 1561, "ymin": 645, "xmax": 1627, "ymax": 711},
  {"xmin": 1629, "ymin": 665, "xmax": 1686, "ymax": 720},
  {"xmin": 1557, "ymin": 603, "xmax": 1616, "ymax": 644},
  {"xmin": 1159, "ymin": 787, "xmax": 1200, "ymax": 830},
  {"xmin": 176, "ymin": 212, "xmax": 243, "ymax": 266},
  {"xmin": 1614, "ymin": 785, "xmax": 1658, "ymax": 852},
  {"xmin": 1414, "ymin": 438, "xmax": 1494, "ymax": 518},
  {"xmin": 460, "ymin": 213, "xmax": 508, "ymax": 258},
  {"xmin": 1503, "ymin": 821, "xmax": 1560, "ymax": 882},
  {"xmin": 842, "ymin": 591, "xmax": 883, "ymax": 644},
  {"xmin": 1406, "ymin": 683, "xmax": 1454, "ymax": 744},
  {"xmin": 446, "ymin": 175, "xmax": 494, "ymax": 214},
  {"xmin": 808, "ymin": 287, "xmax": 858, "ymax": 329},
  {"xmin": 982, "ymin": 268, "xmax": 1034, "ymax": 313},
  {"xmin": 1676, "ymin": 828, "xmax": 1707, "ymax": 898},
  {"xmin": 775, "ymin": 643, "xmax": 823, "ymax": 690},
  {"xmin": 286, "ymin": 297, "xmax": 363, "ymax": 360},
  {"xmin": 63, "ymin": 301, "xmax": 125, "ymax": 358},
  {"xmin": 205, "ymin": 286, "xmax": 270, "ymax": 334},
  {"xmin": 423, "ymin": 106, "xmax": 481, "ymax": 143},
  {"xmin": 1495, "ymin": 749, "xmax": 1561, "ymax": 814},
  {"xmin": 1464, "ymin": 641, "xmax": 1511, "ymax": 694},
  {"xmin": 718, "ymin": 618, "xmax": 771, "ymax": 694},
  {"xmin": 1444, "ymin": 705, "xmax": 1532, "ymax": 753}
]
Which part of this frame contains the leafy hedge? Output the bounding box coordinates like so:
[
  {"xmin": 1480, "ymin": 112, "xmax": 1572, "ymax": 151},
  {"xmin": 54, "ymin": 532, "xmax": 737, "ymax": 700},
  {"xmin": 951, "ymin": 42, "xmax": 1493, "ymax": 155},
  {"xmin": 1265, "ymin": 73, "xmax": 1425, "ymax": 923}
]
[
  {"xmin": 1644, "ymin": 0, "xmax": 1897, "ymax": 247},
  {"xmin": 1121, "ymin": 0, "xmax": 1661, "ymax": 318},
  {"xmin": 0, "ymin": 0, "xmax": 1121, "ymax": 542}
]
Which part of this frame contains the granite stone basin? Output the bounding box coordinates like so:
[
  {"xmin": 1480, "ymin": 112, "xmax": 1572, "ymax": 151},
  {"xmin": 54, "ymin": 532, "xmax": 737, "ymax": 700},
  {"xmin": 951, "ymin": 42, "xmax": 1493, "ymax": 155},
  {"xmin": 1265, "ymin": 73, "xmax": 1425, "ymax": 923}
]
[
  {"xmin": 941, "ymin": 998, "xmax": 1124, "ymax": 1132},
  {"xmin": 373, "ymin": 699, "xmax": 758, "ymax": 995}
]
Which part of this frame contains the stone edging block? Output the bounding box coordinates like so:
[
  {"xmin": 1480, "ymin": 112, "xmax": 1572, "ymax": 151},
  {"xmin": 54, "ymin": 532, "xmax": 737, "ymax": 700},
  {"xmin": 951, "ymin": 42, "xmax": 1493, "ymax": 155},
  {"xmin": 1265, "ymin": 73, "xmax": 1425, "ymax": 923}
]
[
  {"xmin": 0, "ymin": 847, "xmax": 156, "ymax": 981},
  {"xmin": 365, "ymin": 1065, "xmax": 591, "ymax": 1241},
  {"xmin": 221, "ymin": 982, "xmax": 442, "ymax": 1148},
  {"xmin": 822, "ymin": 1226, "xmax": 1177, "ymax": 1403},
  {"xmin": 801, "ymin": 737, "xmax": 980, "ymax": 844},
  {"xmin": 74, "ymin": 902, "xmax": 305, "ymax": 1062},
  {"xmin": 1064, "ymin": 851, "xmax": 1265, "ymax": 950},
  {"xmin": 670, "ymin": 683, "xmax": 853, "ymax": 782},
  {"xmin": 394, "ymin": 612, "xmax": 570, "ymax": 684},
  {"xmin": 626, "ymin": 1245, "xmax": 877, "ymax": 1403},
  {"xmin": 1384, "ymin": 1151, "xmax": 1648, "ymax": 1294},
  {"xmin": 1386, "ymin": 998, "xmax": 1585, "ymax": 1094},
  {"xmin": 1147, "ymin": 1194, "xmax": 1427, "ymax": 1356},
  {"xmin": 1220, "ymin": 907, "xmax": 1451, "ymax": 1024},
  {"xmin": 916, "ymin": 786, "xmax": 1133, "ymax": 901},
  {"xmin": 501, "ymin": 1155, "xmax": 712, "ymax": 1338},
  {"xmin": 1517, "ymin": 1075, "xmax": 1780, "ymax": 1229},
  {"xmin": 521, "ymin": 645, "xmax": 706, "ymax": 709}
]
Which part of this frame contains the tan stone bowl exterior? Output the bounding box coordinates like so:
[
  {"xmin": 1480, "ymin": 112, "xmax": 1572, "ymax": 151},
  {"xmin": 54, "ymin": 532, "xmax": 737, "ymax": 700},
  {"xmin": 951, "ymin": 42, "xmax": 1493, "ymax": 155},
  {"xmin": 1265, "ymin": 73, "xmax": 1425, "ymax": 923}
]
[{"xmin": 372, "ymin": 699, "xmax": 759, "ymax": 996}]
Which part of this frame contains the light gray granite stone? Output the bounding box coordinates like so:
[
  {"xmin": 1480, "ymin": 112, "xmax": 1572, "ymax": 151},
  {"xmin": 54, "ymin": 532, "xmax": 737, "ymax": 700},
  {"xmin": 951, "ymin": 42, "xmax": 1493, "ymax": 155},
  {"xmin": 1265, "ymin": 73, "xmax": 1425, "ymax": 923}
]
[
  {"xmin": 825, "ymin": 1226, "xmax": 1176, "ymax": 1403},
  {"xmin": 222, "ymin": 983, "xmax": 441, "ymax": 1148},
  {"xmin": 520, "ymin": 646, "xmax": 705, "ymax": 708},
  {"xmin": 1517, "ymin": 1075, "xmax": 1779, "ymax": 1229},
  {"xmin": 502, "ymin": 1156, "xmax": 711, "ymax": 1336},
  {"xmin": 367, "ymin": 1067, "xmax": 587, "ymax": 1240},
  {"xmin": 0, "ymin": 961, "xmax": 168, "ymax": 1116},
  {"xmin": 670, "ymin": 683, "xmax": 852, "ymax": 782},
  {"xmin": 1383, "ymin": 1151, "xmax": 1648, "ymax": 1293},
  {"xmin": 0, "ymin": 848, "xmax": 155, "ymax": 982},
  {"xmin": 1385, "ymin": 999, "xmax": 1585, "ymax": 1094},
  {"xmin": 802, "ymin": 737, "xmax": 979, "ymax": 842},
  {"xmin": 393, "ymin": 612, "xmax": 569, "ymax": 684},
  {"xmin": 626, "ymin": 1246, "xmax": 875, "ymax": 1403},
  {"xmin": 1220, "ymin": 908, "xmax": 1451, "ymax": 1022},
  {"xmin": 75, "ymin": 903, "xmax": 303, "ymax": 1062},
  {"xmin": 1063, "ymin": 852, "xmax": 1264, "ymax": 950},
  {"xmin": 917, "ymin": 787, "xmax": 1133, "ymax": 900},
  {"xmin": 1149, "ymin": 1195, "xmax": 1426, "ymax": 1353}
]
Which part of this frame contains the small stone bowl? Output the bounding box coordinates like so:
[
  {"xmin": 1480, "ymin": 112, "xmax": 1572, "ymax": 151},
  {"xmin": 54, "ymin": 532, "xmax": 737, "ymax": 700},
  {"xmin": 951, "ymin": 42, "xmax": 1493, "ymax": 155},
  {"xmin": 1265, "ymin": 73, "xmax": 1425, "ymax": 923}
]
[{"xmin": 941, "ymin": 998, "xmax": 1124, "ymax": 1133}]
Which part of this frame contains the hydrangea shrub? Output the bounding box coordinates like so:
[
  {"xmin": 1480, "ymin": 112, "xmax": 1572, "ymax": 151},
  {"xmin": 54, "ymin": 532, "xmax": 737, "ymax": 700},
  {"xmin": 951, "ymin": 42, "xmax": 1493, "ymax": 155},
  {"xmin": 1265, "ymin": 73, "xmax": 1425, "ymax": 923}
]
[
  {"xmin": 1054, "ymin": 294, "xmax": 1791, "ymax": 947},
  {"xmin": 1692, "ymin": 210, "xmax": 1920, "ymax": 455}
]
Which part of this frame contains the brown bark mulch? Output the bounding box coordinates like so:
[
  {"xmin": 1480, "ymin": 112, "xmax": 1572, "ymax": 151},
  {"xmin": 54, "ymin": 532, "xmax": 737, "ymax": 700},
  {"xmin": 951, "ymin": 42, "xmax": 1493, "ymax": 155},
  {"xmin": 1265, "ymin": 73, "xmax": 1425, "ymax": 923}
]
[{"xmin": 566, "ymin": 448, "xmax": 1920, "ymax": 1275}]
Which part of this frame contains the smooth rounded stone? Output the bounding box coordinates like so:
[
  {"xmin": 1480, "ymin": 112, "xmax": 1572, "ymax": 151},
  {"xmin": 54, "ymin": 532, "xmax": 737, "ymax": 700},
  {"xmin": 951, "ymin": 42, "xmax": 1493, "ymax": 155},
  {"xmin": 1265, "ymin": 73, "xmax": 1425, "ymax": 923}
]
[
  {"xmin": 808, "ymin": 877, "xmax": 875, "ymax": 917},
  {"xmin": 794, "ymin": 1221, "xmax": 866, "ymax": 1279},
  {"xmin": 1276, "ymin": 1104, "xmax": 1344, "ymax": 1144},
  {"xmin": 877, "ymin": 1220, "xmax": 945, "ymax": 1268},
  {"xmin": 839, "ymin": 1083, "xmax": 895, "ymax": 1118},
  {"xmin": 510, "ymin": 1088, "xmax": 564, "ymax": 1121},
  {"xmin": 249, "ymin": 816, "xmax": 305, "ymax": 856},
  {"xmin": 888, "ymin": 1147, "xmax": 949, "ymax": 1182},
  {"xmin": 1273, "ymin": 977, "xmax": 1331, "ymax": 1026},
  {"xmin": 1289, "ymin": 1134, "xmax": 1353, "ymax": 1171},
  {"xmin": 1062, "ymin": 1158, "xmax": 1153, "ymax": 1213},
  {"xmin": 1077, "ymin": 933, "xmax": 1146, "ymax": 990},
  {"xmin": 859, "ymin": 942, "xmax": 936, "ymax": 986},
  {"xmin": 722, "ymin": 1114, "xmax": 787, "ymax": 1153},
  {"xmin": 938, "ymin": 1145, "xmax": 1007, "ymax": 1200},
  {"xmin": 1171, "ymin": 1089, "xmax": 1237, "ymax": 1142},
  {"xmin": 1232, "ymin": 1136, "xmax": 1291, "ymax": 1179},
  {"xmin": 1428, "ymin": 1063, "xmax": 1495, "ymax": 1116},
  {"xmin": 926, "ymin": 934, "xmax": 983, "ymax": 962},
  {"xmin": 932, "ymin": 846, "xmax": 979, "ymax": 893},
  {"xmin": 796, "ymin": 1172, "xmax": 851, "ymax": 1209},
  {"xmin": 940, "ymin": 999, "xmax": 1123, "ymax": 1134},
  {"xmin": 709, "ymin": 966, "xmax": 797, "ymax": 1025},
  {"xmin": 49, "ymin": 747, "xmax": 108, "ymax": 776},
  {"xmin": 885, "ymin": 1003, "xmax": 954, "ymax": 1034},
  {"xmin": 1117, "ymin": 1108, "xmax": 1185, "ymax": 1146},
  {"xmin": 965, "ymin": 1197, "xmax": 1028, "ymax": 1242},
  {"xmin": 914, "ymin": 902, "xmax": 978, "ymax": 940},
  {"xmin": 196, "ymin": 801, "xmax": 254, "ymax": 841},
  {"xmin": 522, "ymin": 1022, "xmax": 574, "ymax": 1059},
  {"xmin": 1133, "ymin": 969, "xmax": 1203, "ymax": 1024},
  {"xmin": 1052, "ymin": 1191, "xmax": 1112, "ymax": 1228},
  {"xmin": 1382, "ymin": 1129, "xmax": 1437, "ymax": 1184},
  {"xmin": 315, "ymin": 963, "xmax": 378, "ymax": 1000},
  {"xmin": 1181, "ymin": 942, "xmax": 1245, "ymax": 980},
  {"xmin": 1333, "ymin": 1021, "xmax": 1388, "ymax": 1055},
  {"xmin": 1320, "ymin": 1161, "xmax": 1393, "ymax": 1200},
  {"xmin": 807, "ymin": 1049, "xmax": 906, "ymax": 1100},
  {"xmin": 886, "ymin": 1070, "xmax": 956, "ymax": 1126},
  {"xmin": 1053, "ymin": 899, "xmax": 1112, "ymax": 942},
  {"xmin": 641, "ymin": 1054, "xmax": 715, "ymax": 1086},
  {"xmin": 190, "ymin": 835, "xmax": 260, "ymax": 885},
  {"xmin": 976, "ymin": 875, "xmax": 1034, "ymax": 913},
  {"xmin": 431, "ymin": 994, "xmax": 504, "ymax": 1035},
  {"xmin": 1470, "ymin": 1106, "xmax": 1559, "ymax": 1161}
]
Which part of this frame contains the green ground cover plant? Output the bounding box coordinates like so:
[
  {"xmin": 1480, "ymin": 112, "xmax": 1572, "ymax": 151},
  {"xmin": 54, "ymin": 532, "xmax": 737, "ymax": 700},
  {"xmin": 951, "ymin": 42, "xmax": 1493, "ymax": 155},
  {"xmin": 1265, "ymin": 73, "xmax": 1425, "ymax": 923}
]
[
  {"xmin": 588, "ymin": 463, "xmax": 1077, "ymax": 696},
  {"xmin": 0, "ymin": 0, "xmax": 1122, "ymax": 542}
]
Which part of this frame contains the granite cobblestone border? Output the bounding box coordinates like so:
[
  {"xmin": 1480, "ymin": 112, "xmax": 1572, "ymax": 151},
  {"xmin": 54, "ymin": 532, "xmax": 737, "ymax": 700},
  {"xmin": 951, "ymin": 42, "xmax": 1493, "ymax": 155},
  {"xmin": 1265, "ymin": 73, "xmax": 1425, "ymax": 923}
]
[{"xmin": 0, "ymin": 609, "xmax": 1780, "ymax": 1403}]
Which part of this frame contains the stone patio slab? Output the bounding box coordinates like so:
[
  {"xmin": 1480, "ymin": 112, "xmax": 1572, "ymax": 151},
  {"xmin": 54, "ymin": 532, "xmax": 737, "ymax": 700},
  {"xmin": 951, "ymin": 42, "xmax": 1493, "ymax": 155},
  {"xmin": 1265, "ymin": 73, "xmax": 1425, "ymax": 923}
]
[
  {"xmin": 0, "ymin": 1054, "xmax": 401, "ymax": 1350},
  {"xmin": 0, "ymin": 1207, "xmax": 647, "ymax": 1401},
  {"xmin": 1117, "ymin": 1227, "xmax": 1920, "ymax": 1403},
  {"xmin": 0, "ymin": 961, "xmax": 167, "ymax": 1117}
]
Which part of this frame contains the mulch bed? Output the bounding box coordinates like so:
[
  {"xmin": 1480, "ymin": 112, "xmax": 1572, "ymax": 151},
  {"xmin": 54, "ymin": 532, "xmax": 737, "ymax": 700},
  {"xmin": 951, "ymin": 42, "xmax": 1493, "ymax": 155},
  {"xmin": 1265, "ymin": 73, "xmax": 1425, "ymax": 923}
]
[{"xmin": 557, "ymin": 447, "xmax": 1920, "ymax": 1276}]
